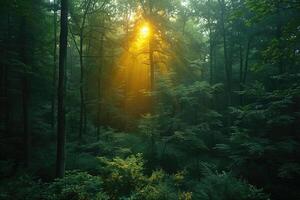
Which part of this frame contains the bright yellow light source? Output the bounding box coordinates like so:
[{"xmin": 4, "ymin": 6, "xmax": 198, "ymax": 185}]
[{"xmin": 140, "ymin": 25, "xmax": 150, "ymax": 38}]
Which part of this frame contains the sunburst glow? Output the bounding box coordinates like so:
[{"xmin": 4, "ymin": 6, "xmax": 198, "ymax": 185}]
[
  {"xmin": 140, "ymin": 24, "xmax": 150, "ymax": 38},
  {"xmin": 105, "ymin": 20, "xmax": 170, "ymax": 118}
]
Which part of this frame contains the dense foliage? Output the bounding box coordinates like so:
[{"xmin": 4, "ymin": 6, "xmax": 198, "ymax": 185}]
[{"xmin": 0, "ymin": 0, "xmax": 299, "ymax": 199}]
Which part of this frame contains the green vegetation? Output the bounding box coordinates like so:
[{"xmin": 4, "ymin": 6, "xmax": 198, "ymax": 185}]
[{"xmin": 0, "ymin": 0, "xmax": 299, "ymax": 199}]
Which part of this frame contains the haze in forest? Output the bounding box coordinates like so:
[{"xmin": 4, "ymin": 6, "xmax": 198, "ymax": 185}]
[{"xmin": 0, "ymin": 0, "xmax": 300, "ymax": 200}]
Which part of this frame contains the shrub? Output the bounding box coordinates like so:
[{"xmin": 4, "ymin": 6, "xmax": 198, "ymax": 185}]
[
  {"xmin": 47, "ymin": 171, "xmax": 108, "ymax": 200},
  {"xmin": 193, "ymin": 169, "xmax": 269, "ymax": 200},
  {"xmin": 0, "ymin": 175, "xmax": 45, "ymax": 200},
  {"xmin": 97, "ymin": 153, "xmax": 146, "ymax": 198}
]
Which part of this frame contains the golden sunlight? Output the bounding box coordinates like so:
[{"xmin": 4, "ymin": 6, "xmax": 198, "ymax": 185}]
[
  {"xmin": 105, "ymin": 20, "xmax": 170, "ymax": 118},
  {"xmin": 139, "ymin": 24, "xmax": 150, "ymax": 38}
]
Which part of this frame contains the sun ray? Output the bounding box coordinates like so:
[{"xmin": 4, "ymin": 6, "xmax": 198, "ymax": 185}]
[{"xmin": 105, "ymin": 20, "xmax": 171, "ymax": 119}]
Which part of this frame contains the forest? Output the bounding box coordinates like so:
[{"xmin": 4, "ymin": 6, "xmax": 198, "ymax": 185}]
[{"xmin": 0, "ymin": 0, "xmax": 300, "ymax": 199}]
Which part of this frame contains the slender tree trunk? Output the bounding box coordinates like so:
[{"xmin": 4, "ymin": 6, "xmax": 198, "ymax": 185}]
[
  {"xmin": 19, "ymin": 16, "xmax": 31, "ymax": 168},
  {"xmin": 83, "ymin": 33, "xmax": 89, "ymax": 137},
  {"xmin": 218, "ymin": 0, "xmax": 231, "ymax": 107},
  {"xmin": 96, "ymin": 76, "xmax": 101, "ymax": 141},
  {"xmin": 51, "ymin": 0, "xmax": 58, "ymax": 130},
  {"xmin": 79, "ymin": 29, "xmax": 84, "ymax": 140},
  {"xmin": 209, "ymin": 20, "xmax": 214, "ymax": 85},
  {"xmin": 148, "ymin": 0, "xmax": 155, "ymax": 112},
  {"xmin": 0, "ymin": 54, "xmax": 6, "ymax": 134},
  {"xmin": 56, "ymin": 0, "xmax": 68, "ymax": 178},
  {"xmin": 218, "ymin": 0, "xmax": 232, "ymax": 128},
  {"xmin": 78, "ymin": 0, "xmax": 92, "ymax": 141},
  {"xmin": 22, "ymin": 76, "xmax": 30, "ymax": 167},
  {"xmin": 83, "ymin": 89, "xmax": 87, "ymax": 136},
  {"xmin": 97, "ymin": 27, "xmax": 105, "ymax": 141},
  {"xmin": 238, "ymin": 41, "xmax": 244, "ymax": 105},
  {"xmin": 208, "ymin": 0, "xmax": 214, "ymax": 85},
  {"xmin": 1, "ymin": 11, "xmax": 10, "ymax": 135},
  {"xmin": 5, "ymin": 12, "xmax": 10, "ymax": 137},
  {"xmin": 148, "ymin": 1, "xmax": 157, "ymax": 160}
]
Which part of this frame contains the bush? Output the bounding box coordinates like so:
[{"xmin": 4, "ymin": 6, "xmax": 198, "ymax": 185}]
[
  {"xmin": 131, "ymin": 170, "xmax": 178, "ymax": 200},
  {"xmin": 97, "ymin": 154, "xmax": 181, "ymax": 200},
  {"xmin": 47, "ymin": 171, "xmax": 108, "ymax": 200},
  {"xmin": 193, "ymin": 169, "xmax": 269, "ymax": 200},
  {"xmin": 0, "ymin": 175, "xmax": 46, "ymax": 200},
  {"xmin": 97, "ymin": 153, "xmax": 146, "ymax": 198}
]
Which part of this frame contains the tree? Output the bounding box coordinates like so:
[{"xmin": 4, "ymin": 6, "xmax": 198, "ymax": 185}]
[
  {"xmin": 56, "ymin": 0, "xmax": 68, "ymax": 178},
  {"xmin": 69, "ymin": 0, "xmax": 93, "ymax": 140},
  {"xmin": 51, "ymin": 0, "xmax": 58, "ymax": 130},
  {"xmin": 0, "ymin": 0, "xmax": 300, "ymax": 199}
]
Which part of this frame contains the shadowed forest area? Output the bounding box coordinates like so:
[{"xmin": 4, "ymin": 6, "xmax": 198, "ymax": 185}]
[{"xmin": 0, "ymin": 0, "xmax": 300, "ymax": 199}]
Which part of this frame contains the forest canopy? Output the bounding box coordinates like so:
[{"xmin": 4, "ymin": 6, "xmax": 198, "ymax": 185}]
[{"xmin": 0, "ymin": 0, "xmax": 300, "ymax": 199}]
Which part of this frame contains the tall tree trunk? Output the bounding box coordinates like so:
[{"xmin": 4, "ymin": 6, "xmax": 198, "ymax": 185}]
[
  {"xmin": 19, "ymin": 17, "xmax": 31, "ymax": 168},
  {"xmin": 209, "ymin": 20, "xmax": 214, "ymax": 85},
  {"xmin": 218, "ymin": 0, "xmax": 232, "ymax": 128},
  {"xmin": 22, "ymin": 76, "xmax": 30, "ymax": 167},
  {"xmin": 1, "ymin": 11, "xmax": 10, "ymax": 136},
  {"xmin": 208, "ymin": 0, "xmax": 214, "ymax": 85},
  {"xmin": 218, "ymin": 0, "xmax": 231, "ymax": 107},
  {"xmin": 51, "ymin": 0, "xmax": 58, "ymax": 130},
  {"xmin": 148, "ymin": 0, "xmax": 155, "ymax": 110},
  {"xmin": 79, "ymin": 29, "xmax": 84, "ymax": 140},
  {"xmin": 83, "ymin": 86, "xmax": 87, "ymax": 136},
  {"xmin": 96, "ymin": 75, "xmax": 101, "ymax": 141},
  {"xmin": 56, "ymin": 0, "xmax": 68, "ymax": 178},
  {"xmin": 97, "ymin": 26, "xmax": 105, "ymax": 141},
  {"xmin": 78, "ymin": 0, "xmax": 92, "ymax": 140},
  {"xmin": 238, "ymin": 34, "xmax": 244, "ymax": 104}
]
